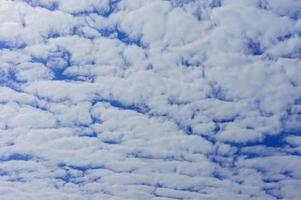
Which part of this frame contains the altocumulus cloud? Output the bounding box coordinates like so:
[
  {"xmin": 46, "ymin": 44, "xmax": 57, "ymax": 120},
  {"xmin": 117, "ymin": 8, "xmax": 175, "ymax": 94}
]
[{"xmin": 0, "ymin": 0, "xmax": 301, "ymax": 199}]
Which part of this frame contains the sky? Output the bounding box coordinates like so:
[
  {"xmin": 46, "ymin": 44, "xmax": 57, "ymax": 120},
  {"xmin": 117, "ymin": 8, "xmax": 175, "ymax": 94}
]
[{"xmin": 0, "ymin": 0, "xmax": 301, "ymax": 199}]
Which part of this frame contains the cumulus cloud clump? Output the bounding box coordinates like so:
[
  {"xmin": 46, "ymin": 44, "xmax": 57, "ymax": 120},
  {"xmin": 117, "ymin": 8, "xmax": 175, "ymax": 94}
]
[{"xmin": 0, "ymin": 0, "xmax": 301, "ymax": 199}]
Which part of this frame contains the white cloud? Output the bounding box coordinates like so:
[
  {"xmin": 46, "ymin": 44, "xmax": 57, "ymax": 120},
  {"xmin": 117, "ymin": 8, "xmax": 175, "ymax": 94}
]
[
  {"xmin": 57, "ymin": 0, "xmax": 110, "ymax": 14},
  {"xmin": 0, "ymin": 0, "xmax": 300, "ymax": 199},
  {"xmin": 15, "ymin": 62, "xmax": 52, "ymax": 81}
]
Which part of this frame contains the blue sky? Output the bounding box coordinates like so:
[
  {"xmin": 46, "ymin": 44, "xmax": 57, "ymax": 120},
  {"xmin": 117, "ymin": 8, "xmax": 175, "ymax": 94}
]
[{"xmin": 0, "ymin": 0, "xmax": 301, "ymax": 199}]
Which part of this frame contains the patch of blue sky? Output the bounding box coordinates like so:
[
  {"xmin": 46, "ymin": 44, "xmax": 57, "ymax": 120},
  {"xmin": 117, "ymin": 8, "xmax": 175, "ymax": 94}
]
[
  {"xmin": 0, "ymin": 169, "xmax": 9, "ymax": 176},
  {"xmin": 0, "ymin": 41, "xmax": 11, "ymax": 49},
  {"xmin": 22, "ymin": 0, "xmax": 58, "ymax": 11},
  {"xmin": 281, "ymin": 9, "xmax": 301, "ymax": 21},
  {"xmin": 220, "ymin": 132, "xmax": 300, "ymax": 161},
  {"xmin": 180, "ymin": 58, "xmax": 202, "ymax": 68},
  {"xmin": 257, "ymin": 0, "xmax": 269, "ymax": 10},
  {"xmin": 102, "ymin": 138, "xmax": 121, "ymax": 145},
  {"xmin": 92, "ymin": 98, "xmax": 150, "ymax": 114},
  {"xmin": 47, "ymin": 32, "xmax": 61, "ymax": 39},
  {"xmin": 51, "ymin": 67, "xmax": 71, "ymax": 81},
  {"xmin": 57, "ymin": 163, "xmax": 104, "ymax": 173},
  {"xmin": 103, "ymin": 0, "xmax": 121, "ymax": 17},
  {"xmin": 167, "ymin": 97, "xmax": 190, "ymax": 106},
  {"xmin": 223, "ymin": 134, "xmax": 287, "ymax": 150},
  {"xmin": 51, "ymin": 67, "xmax": 92, "ymax": 82},
  {"xmin": 110, "ymin": 100, "xmax": 149, "ymax": 113},
  {"xmin": 70, "ymin": 9, "xmax": 105, "ymax": 17},
  {"xmin": 207, "ymin": 82, "xmax": 233, "ymax": 102},
  {"xmin": 30, "ymin": 50, "xmax": 88, "ymax": 81},
  {"xmin": 126, "ymin": 150, "xmax": 183, "ymax": 161},
  {"xmin": 0, "ymin": 153, "xmax": 32, "ymax": 162},
  {"xmin": 97, "ymin": 27, "xmax": 146, "ymax": 48},
  {"xmin": 70, "ymin": 0, "xmax": 120, "ymax": 18},
  {"xmin": 209, "ymin": 0, "xmax": 222, "ymax": 8},
  {"xmin": 0, "ymin": 41, "xmax": 26, "ymax": 50},
  {"xmin": 277, "ymin": 33, "xmax": 293, "ymax": 42},
  {"xmin": 55, "ymin": 171, "xmax": 86, "ymax": 185},
  {"xmin": 0, "ymin": 68, "xmax": 25, "ymax": 90},
  {"xmin": 171, "ymin": 0, "xmax": 221, "ymax": 9},
  {"xmin": 30, "ymin": 50, "xmax": 71, "ymax": 69},
  {"xmin": 247, "ymin": 39, "xmax": 264, "ymax": 56},
  {"xmin": 213, "ymin": 116, "xmax": 238, "ymax": 124},
  {"xmin": 0, "ymin": 68, "xmax": 7, "ymax": 85}
]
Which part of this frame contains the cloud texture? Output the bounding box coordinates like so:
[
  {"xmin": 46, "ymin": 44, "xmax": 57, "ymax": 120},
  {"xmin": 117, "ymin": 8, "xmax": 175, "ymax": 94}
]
[{"xmin": 0, "ymin": 0, "xmax": 301, "ymax": 199}]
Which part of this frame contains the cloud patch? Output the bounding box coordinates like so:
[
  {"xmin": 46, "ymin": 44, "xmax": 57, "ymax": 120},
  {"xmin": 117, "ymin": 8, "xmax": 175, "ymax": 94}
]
[{"xmin": 0, "ymin": 0, "xmax": 300, "ymax": 199}]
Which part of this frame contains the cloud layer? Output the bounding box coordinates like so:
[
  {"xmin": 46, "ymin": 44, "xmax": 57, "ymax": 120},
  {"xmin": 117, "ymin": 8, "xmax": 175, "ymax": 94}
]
[{"xmin": 0, "ymin": 0, "xmax": 301, "ymax": 199}]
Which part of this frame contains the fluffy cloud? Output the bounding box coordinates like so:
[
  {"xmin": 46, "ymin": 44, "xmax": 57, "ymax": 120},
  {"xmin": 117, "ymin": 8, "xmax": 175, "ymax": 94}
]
[{"xmin": 0, "ymin": 0, "xmax": 300, "ymax": 199}]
